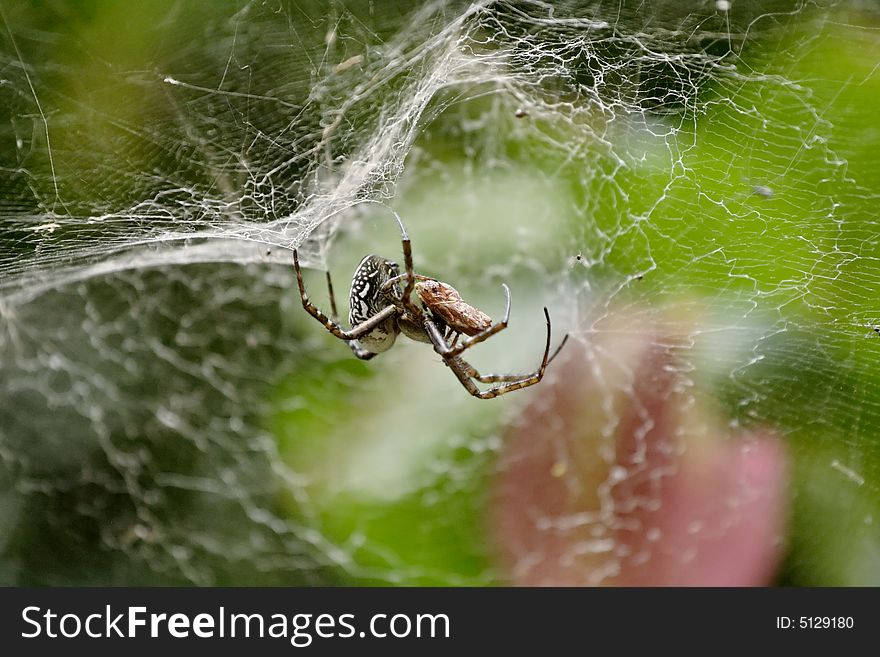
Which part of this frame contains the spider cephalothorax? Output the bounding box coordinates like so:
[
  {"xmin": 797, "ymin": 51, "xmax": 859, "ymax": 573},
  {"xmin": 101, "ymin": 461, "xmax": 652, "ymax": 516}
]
[{"xmin": 292, "ymin": 208, "xmax": 568, "ymax": 399}]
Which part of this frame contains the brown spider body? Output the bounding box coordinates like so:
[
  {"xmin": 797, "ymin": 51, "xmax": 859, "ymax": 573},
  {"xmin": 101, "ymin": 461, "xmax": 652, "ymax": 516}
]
[
  {"xmin": 292, "ymin": 206, "xmax": 568, "ymax": 399},
  {"xmin": 415, "ymin": 279, "xmax": 492, "ymax": 337}
]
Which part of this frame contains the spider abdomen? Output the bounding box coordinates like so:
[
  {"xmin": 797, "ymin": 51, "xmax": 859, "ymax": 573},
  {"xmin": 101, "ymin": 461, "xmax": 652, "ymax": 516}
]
[
  {"xmin": 353, "ymin": 317, "xmax": 398, "ymax": 353},
  {"xmin": 348, "ymin": 254, "xmax": 402, "ymax": 353}
]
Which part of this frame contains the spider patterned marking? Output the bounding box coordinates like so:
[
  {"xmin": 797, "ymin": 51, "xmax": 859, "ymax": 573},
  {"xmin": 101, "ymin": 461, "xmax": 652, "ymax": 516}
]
[{"xmin": 349, "ymin": 255, "xmax": 400, "ymax": 354}]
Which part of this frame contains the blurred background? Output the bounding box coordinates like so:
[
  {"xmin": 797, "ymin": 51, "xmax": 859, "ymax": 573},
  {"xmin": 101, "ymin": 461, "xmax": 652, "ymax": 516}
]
[{"xmin": 1, "ymin": 0, "xmax": 879, "ymax": 585}]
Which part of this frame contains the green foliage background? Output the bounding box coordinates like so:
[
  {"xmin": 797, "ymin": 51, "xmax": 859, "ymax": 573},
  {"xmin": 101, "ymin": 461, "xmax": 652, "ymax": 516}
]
[{"xmin": 1, "ymin": 0, "xmax": 879, "ymax": 585}]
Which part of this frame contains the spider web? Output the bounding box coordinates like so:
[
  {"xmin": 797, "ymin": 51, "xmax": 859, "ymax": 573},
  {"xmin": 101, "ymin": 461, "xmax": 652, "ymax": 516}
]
[{"xmin": 1, "ymin": 0, "xmax": 878, "ymax": 585}]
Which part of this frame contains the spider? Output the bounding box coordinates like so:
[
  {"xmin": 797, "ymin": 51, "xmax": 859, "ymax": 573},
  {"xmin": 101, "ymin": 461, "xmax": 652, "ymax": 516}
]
[{"xmin": 292, "ymin": 208, "xmax": 569, "ymax": 399}]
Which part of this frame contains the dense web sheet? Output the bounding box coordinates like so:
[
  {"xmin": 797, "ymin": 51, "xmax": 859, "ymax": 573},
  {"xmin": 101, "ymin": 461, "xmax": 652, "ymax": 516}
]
[{"xmin": 1, "ymin": 0, "xmax": 879, "ymax": 585}]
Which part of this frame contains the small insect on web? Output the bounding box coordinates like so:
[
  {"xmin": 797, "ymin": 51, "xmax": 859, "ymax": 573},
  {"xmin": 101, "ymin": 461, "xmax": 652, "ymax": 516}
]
[{"xmin": 292, "ymin": 205, "xmax": 569, "ymax": 399}]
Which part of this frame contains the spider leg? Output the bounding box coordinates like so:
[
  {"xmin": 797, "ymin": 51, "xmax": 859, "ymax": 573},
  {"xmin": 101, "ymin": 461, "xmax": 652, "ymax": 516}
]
[
  {"xmin": 454, "ymin": 360, "xmax": 531, "ymax": 383},
  {"xmin": 293, "ymin": 249, "xmax": 400, "ymax": 341},
  {"xmin": 446, "ymin": 283, "xmax": 512, "ymax": 358},
  {"xmin": 380, "ymin": 273, "xmax": 433, "ymax": 290},
  {"xmin": 423, "ymin": 310, "xmax": 568, "ymax": 399},
  {"xmin": 325, "ymin": 270, "xmax": 340, "ymax": 323},
  {"xmin": 458, "ymin": 332, "xmax": 569, "ymax": 383},
  {"xmin": 324, "ymin": 268, "xmax": 379, "ymax": 360},
  {"xmin": 422, "ymin": 315, "xmax": 493, "ymax": 398},
  {"xmin": 388, "ymin": 209, "xmax": 422, "ymax": 318}
]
